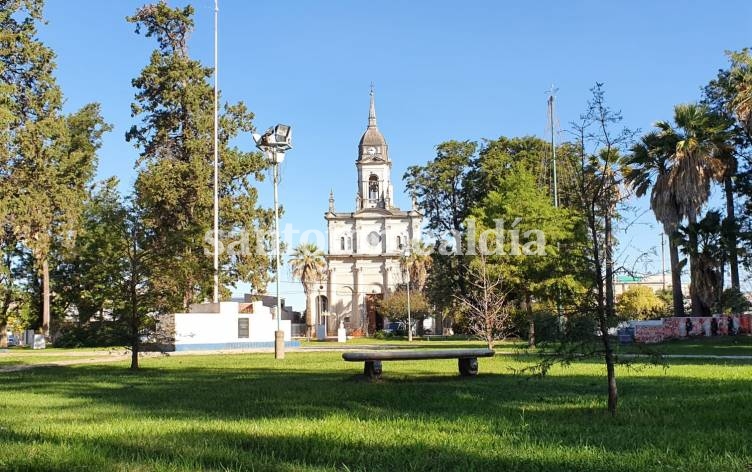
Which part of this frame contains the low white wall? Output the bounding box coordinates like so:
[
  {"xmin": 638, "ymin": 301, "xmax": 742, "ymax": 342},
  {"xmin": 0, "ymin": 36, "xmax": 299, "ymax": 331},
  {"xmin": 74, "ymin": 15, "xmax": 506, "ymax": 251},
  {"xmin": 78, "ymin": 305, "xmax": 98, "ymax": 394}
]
[{"xmin": 173, "ymin": 301, "xmax": 292, "ymax": 350}]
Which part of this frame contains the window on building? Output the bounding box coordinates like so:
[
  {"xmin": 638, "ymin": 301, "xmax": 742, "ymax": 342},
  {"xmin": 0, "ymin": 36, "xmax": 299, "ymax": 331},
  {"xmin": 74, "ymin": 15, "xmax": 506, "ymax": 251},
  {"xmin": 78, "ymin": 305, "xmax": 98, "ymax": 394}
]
[
  {"xmin": 238, "ymin": 318, "xmax": 249, "ymax": 338},
  {"xmin": 397, "ymin": 236, "xmax": 402, "ymax": 250},
  {"xmin": 340, "ymin": 236, "xmax": 345, "ymax": 250},
  {"xmin": 347, "ymin": 236, "xmax": 352, "ymax": 250},
  {"xmin": 368, "ymin": 174, "xmax": 379, "ymax": 201}
]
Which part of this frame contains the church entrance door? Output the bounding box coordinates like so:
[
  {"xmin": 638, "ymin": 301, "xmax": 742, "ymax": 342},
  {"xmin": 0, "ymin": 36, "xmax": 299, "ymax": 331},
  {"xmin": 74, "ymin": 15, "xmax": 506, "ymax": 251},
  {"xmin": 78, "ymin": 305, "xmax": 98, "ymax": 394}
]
[{"xmin": 365, "ymin": 293, "xmax": 384, "ymax": 335}]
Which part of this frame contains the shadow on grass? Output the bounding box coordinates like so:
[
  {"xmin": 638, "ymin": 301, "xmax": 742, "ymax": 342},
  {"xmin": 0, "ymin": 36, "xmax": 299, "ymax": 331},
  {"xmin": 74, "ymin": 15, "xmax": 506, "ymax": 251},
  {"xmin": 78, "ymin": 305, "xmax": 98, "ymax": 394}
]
[{"xmin": 1, "ymin": 355, "xmax": 751, "ymax": 471}]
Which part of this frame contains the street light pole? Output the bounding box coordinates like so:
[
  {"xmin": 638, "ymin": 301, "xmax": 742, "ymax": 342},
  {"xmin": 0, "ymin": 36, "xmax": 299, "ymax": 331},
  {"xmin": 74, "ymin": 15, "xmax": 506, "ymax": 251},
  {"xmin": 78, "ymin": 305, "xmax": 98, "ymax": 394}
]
[
  {"xmin": 404, "ymin": 247, "xmax": 412, "ymax": 342},
  {"xmin": 253, "ymin": 124, "xmax": 292, "ymax": 360},
  {"xmin": 272, "ymin": 153, "xmax": 283, "ymax": 359}
]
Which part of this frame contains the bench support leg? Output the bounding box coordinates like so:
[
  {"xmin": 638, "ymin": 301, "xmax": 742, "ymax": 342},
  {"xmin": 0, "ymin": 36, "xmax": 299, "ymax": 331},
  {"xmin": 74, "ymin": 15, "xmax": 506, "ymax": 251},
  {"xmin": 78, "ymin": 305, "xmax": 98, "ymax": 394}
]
[
  {"xmin": 458, "ymin": 357, "xmax": 478, "ymax": 376},
  {"xmin": 364, "ymin": 360, "xmax": 382, "ymax": 379}
]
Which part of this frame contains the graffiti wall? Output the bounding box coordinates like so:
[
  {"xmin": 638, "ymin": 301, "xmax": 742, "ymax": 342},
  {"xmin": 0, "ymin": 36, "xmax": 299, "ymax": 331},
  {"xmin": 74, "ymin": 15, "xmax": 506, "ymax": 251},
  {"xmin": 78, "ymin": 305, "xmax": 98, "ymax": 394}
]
[{"xmin": 633, "ymin": 315, "xmax": 751, "ymax": 344}]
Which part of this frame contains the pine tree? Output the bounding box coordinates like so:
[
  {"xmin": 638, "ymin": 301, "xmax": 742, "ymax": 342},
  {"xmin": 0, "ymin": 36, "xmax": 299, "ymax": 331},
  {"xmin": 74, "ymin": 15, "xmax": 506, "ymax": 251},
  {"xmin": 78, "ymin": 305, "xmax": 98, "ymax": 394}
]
[{"xmin": 126, "ymin": 2, "xmax": 274, "ymax": 311}]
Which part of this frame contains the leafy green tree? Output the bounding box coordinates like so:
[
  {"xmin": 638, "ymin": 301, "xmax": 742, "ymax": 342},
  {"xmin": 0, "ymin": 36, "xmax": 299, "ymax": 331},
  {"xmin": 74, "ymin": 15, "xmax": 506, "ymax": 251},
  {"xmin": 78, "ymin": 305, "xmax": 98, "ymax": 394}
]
[
  {"xmin": 616, "ymin": 286, "xmax": 667, "ymax": 320},
  {"xmin": 704, "ymin": 49, "xmax": 752, "ymax": 285},
  {"xmin": 470, "ymin": 163, "xmax": 579, "ymax": 347},
  {"xmin": 404, "ymin": 140, "xmax": 475, "ymax": 322},
  {"xmin": 1, "ymin": 0, "xmax": 109, "ymax": 339},
  {"xmin": 376, "ymin": 290, "xmax": 430, "ymax": 326},
  {"xmin": 51, "ymin": 179, "xmax": 130, "ymax": 345},
  {"xmin": 126, "ymin": 3, "xmax": 273, "ymax": 312}
]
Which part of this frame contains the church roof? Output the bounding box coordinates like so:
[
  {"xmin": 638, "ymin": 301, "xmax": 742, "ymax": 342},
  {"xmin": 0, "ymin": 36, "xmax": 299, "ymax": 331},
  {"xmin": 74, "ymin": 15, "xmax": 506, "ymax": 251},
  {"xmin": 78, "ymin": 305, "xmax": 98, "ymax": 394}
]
[{"xmin": 358, "ymin": 87, "xmax": 388, "ymax": 151}]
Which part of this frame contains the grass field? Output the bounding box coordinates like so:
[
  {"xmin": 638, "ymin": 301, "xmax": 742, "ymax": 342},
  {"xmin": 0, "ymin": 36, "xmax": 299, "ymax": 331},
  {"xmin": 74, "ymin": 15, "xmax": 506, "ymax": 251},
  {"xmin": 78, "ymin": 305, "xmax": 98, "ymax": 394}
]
[{"xmin": 0, "ymin": 350, "xmax": 750, "ymax": 471}]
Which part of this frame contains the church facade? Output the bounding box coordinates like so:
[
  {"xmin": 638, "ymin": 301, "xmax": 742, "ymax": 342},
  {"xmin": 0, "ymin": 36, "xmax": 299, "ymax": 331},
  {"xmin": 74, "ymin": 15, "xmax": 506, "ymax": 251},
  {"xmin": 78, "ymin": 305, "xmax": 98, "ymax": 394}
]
[{"xmin": 319, "ymin": 91, "xmax": 422, "ymax": 336}]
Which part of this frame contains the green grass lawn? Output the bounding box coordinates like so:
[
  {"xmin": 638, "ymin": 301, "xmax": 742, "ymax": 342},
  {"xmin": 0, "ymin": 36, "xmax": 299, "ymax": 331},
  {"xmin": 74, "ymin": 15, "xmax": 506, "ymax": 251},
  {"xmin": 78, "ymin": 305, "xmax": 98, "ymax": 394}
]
[
  {"xmin": 617, "ymin": 335, "xmax": 752, "ymax": 356},
  {"xmin": 0, "ymin": 352, "xmax": 750, "ymax": 471}
]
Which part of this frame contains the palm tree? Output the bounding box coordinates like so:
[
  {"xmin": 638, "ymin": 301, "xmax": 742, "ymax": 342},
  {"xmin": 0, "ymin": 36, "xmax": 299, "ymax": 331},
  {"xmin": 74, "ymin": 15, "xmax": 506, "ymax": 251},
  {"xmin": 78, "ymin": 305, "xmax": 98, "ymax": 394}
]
[
  {"xmin": 399, "ymin": 241, "xmax": 432, "ymax": 292},
  {"xmin": 665, "ymin": 104, "xmax": 731, "ymax": 316},
  {"xmin": 289, "ymin": 243, "xmax": 326, "ymax": 338},
  {"xmin": 729, "ymin": 49, "xmax": 752, "ymax": 135},
  {"xmin": 624, "ymin": 130, "xmax": 685, "ymax": 316}
]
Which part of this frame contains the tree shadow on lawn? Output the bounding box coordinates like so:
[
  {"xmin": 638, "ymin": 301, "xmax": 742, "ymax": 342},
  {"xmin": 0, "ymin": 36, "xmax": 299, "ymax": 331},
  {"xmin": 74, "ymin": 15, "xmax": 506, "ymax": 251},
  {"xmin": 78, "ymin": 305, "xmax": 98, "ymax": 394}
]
[
  {"xmin": 2, "ymin": 358, "xmax": 751, "ymax": 459},
  {"xmin": 0, "ymin": 425, "xmax": 631, "ymax": 472}
]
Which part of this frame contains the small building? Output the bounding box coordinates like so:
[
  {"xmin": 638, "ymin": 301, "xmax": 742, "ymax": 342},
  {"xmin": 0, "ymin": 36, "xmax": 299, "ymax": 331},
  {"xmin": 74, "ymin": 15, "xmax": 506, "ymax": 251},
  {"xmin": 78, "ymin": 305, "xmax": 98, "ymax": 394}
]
[
  {"xmin": 162, "ymin": 301, "xmax": 297, "ymax": 351},
  {"xmin": 614, "ymin": 273, "xmax": 688, "ymax": 296}
]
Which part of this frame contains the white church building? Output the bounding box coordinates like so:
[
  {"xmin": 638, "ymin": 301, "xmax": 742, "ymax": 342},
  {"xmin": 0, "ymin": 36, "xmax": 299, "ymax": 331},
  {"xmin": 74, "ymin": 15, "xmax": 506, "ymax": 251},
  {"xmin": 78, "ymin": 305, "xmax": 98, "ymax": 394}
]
[{"xmin": 318, "ymin": 90, "xmax": 422, "ymax": 336}]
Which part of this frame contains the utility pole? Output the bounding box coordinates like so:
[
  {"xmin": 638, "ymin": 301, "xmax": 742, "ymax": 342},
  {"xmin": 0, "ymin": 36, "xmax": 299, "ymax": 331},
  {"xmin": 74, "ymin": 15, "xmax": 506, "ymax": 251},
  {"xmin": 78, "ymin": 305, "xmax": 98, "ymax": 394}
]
[
  {"xmin": 548, "ymin": 86, "xmax": 563, "ymax": 326},
  {"xmin": 548, "ymin": 86, "xmax": 559, "ymax": 209}
]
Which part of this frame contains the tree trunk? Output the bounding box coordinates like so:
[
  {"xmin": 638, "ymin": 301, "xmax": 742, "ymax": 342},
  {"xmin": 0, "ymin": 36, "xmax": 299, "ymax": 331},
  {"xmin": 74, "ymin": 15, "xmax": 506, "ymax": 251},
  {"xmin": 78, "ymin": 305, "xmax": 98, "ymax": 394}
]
[
  {"xmin": 305, "ymin": 287, "xmax": 314, "ymax": 340},
  {"xmin": 526, "ymin": 293, "xmax": 535, "ymax": 348},
  {"xmin": 0, "ymin": 289, "xmax": 11, "ymax": 348},
  {"xmin": 724, "ymin": 176, "xmax": 740, "ymax": 290},
  {"xmin": 591, "ymin": 208, "xmax": 618, "ymax": 416},
  {"xmin": 130, "ymin": 340, "xmax": 139, "ymax": 369},
  {"xmin": 604, "ymin": 207, "xmax": 615, "ymax": 320},
  {"xmin": 687, "ymin": 212, "xmax": 705, "ymax": 316},
  {"xmin": 667, "ymin": 233, "xmax": 685, "ymax": 317},
  {"xmin": 603, "ymin": 332, "xmax": 618, "ymax": 416},
  {"xmin": 42, "ymin": 258, "xmax": 50, "ymax": 337}
]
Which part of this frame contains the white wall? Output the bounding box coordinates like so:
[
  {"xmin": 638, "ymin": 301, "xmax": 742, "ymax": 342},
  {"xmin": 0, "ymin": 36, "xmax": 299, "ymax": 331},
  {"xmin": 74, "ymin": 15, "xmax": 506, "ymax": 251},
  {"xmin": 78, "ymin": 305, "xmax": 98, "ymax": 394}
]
[{"xmin": 174, "ymin": 301, "xmax": 291, "ymax": 350}]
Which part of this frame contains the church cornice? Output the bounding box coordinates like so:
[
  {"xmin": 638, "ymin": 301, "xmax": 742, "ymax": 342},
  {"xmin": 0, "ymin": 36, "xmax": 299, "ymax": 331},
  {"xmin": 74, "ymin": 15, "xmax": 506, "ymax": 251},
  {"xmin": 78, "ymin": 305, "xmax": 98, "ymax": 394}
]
[{"xmin": 325, "ymin": 208, "xmax": 415, "ymax": 220}]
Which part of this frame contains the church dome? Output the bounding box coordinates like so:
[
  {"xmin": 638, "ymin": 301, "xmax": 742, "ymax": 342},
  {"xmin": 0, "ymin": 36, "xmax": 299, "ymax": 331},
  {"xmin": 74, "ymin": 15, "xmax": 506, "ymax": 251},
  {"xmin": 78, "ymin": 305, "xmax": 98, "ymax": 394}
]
[{"xmin": 359, "ymin": 127, "xmax": 386, "ymax": 147}]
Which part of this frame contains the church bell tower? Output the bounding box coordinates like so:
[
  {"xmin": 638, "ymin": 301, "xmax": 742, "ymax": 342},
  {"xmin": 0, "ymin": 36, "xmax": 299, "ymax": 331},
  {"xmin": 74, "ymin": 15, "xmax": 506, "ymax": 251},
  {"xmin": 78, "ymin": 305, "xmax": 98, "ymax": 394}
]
[{"xmin": 356, "ymin": 86, "xmax": 393, "ymax": 210}]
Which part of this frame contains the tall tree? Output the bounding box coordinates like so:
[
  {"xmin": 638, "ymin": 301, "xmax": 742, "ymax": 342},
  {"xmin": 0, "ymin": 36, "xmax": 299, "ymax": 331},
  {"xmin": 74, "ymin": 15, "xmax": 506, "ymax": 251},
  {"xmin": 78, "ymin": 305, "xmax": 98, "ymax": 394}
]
[
  {"xmin": 470, "ymin": 163, "xmax": 578, "ymax": 348},
  {"xmin": 1, "ymin": 0, "xmax": 109, "ymax": 337},
  {"xmin": 624, "ymin": 129, "xmax": 685, "ymax": 316},
  {"xmin": 127, "ymin": 3, "xmax": 273, "ymax": 312},
  {"xmin": 661, "ymin": 104, "xmax": 732, "ymax": 316},
  {"xmin": 289, "ymin": 243, "xmax": 326, "ymax": 339},
  {"xmin": 704, "ymin": 49, "xmax": 752, "ymax": 289},
  {"xmin": 404, "ymin": 140, "xmax": 475, "ymax": 321}
]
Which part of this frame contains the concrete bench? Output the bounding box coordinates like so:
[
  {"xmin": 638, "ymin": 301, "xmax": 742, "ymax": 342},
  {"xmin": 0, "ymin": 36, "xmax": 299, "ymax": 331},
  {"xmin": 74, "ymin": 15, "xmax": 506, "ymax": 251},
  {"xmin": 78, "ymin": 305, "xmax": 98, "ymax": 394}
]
[{"xmin": 342, "ymin": 348, "xmax": 495, "ymax": 379}]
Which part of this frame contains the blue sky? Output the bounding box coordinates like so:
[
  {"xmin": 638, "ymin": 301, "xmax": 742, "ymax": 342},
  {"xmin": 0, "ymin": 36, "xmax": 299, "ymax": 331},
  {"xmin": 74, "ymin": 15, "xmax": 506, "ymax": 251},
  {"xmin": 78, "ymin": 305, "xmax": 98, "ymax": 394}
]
[{"xmin": 39, "ymin": 1, "xmax": 751, "ymax": 310}]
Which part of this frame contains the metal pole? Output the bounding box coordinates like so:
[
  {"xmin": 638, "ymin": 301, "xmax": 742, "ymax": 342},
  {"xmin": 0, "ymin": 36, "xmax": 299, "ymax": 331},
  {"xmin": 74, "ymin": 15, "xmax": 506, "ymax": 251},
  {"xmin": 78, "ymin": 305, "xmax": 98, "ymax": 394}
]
[
  {"xmin": 549, "ymin": 92, "xmax": 559, "ymax": 209},
  {"xmin": 273, "ymin": 154, "xmax": 284, "ymax": 359},
  {"xmin": 212, "ymin": 0, "xmax": 220, "ymax": 304},
  {"xmin": 661, "ymin": 231, "xmax": 666, "ymax": 291},
  {"xmin": 406, "ymin": 258, "xmax": 412, "ymax": 342},
  {"xmin": 549, "ymin": 88, "xmax": 563, "ymax": 327}
]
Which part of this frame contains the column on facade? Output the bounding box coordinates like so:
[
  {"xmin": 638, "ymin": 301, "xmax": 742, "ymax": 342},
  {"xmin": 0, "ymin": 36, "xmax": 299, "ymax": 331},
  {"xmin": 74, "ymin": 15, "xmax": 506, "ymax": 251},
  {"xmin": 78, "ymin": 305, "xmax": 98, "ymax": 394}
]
[
  {"xmin": 382, "ymin": 264, "xmax": 390, "ymax": 296},
  {"xmin": 352, "ymin": 264, "xmax": 361, "ymax": 334},
  {"xmin": 306, "ymin": 283, "xmax": 315, "ymax": 337}
]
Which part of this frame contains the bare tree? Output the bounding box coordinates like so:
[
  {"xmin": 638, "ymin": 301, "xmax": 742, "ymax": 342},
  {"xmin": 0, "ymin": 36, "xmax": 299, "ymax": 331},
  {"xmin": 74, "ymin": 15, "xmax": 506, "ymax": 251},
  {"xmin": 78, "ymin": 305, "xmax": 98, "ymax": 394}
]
[{"xmin": 455, "ymin": 255, "xmax": 512, "ymax": 349}]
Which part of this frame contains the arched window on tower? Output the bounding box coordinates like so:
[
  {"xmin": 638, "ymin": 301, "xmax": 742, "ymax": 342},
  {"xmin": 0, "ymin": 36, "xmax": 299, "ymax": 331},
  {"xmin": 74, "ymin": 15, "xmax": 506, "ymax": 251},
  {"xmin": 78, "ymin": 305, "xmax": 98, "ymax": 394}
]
[
  {"xmin": 368, "ymin": 174, "xmax": 379, "ymax": 202},
  {"xmin": 347, "ymin": 236, "xmax": 352, "ymax": 250},
  {"xmin": 397, "ymin": 236, "xmax": 402, "ymax": 250},
  {"xmin": 340, "ymin": 237, "xmax": 345, "ymax": 251}
]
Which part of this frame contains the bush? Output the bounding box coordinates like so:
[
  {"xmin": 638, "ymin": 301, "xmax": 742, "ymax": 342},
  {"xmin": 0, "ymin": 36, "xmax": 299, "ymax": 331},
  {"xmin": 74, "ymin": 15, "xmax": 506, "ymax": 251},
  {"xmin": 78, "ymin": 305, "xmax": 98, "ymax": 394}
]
[
  {"xmin": 616, "ymin": 286, "xmax": 667, "ymax": 320},
  {"xmin": 719, "ymin": 288, "xmax": 751, "ymax": 314},
  {"xmin": 373, "ymin": 330, "xmax": 394, "ymax": 340},
  {"xmin": 510, "ymin": 308, "xmax": 560, "ymax": 342},
  {"xmin": 54, "ymin": 321, "xmax": 128, "ymax": 348}
]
